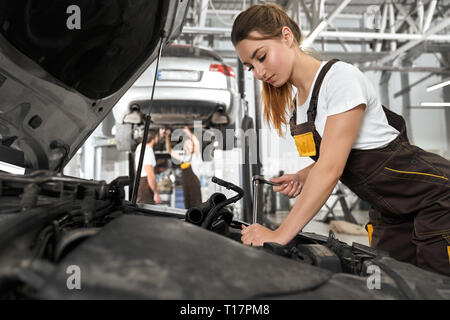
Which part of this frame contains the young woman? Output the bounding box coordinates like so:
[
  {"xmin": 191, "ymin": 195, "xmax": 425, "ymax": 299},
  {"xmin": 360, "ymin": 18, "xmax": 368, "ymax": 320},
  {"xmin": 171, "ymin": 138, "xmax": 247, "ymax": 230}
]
[{"xmin": 233, "ymin": 4, "xmax": 450, "ymax": 276}]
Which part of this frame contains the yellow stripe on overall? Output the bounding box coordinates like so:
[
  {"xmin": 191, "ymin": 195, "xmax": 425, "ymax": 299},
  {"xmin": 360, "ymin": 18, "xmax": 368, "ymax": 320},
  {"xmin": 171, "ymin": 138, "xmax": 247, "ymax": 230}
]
[{"xmin": 384, "ymin": 167, "xmax": 448, "ymax": 180}]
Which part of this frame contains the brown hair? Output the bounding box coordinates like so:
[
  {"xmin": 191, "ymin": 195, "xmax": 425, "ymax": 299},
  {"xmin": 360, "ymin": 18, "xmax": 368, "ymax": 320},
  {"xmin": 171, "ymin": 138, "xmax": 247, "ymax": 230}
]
[
  {"xmin": 231, "ymin": 4, "xmax": 304, "ymax": 136},
  {"xmin": 146, "ymin": 129, "xmax": 159, "ymax": 143}
]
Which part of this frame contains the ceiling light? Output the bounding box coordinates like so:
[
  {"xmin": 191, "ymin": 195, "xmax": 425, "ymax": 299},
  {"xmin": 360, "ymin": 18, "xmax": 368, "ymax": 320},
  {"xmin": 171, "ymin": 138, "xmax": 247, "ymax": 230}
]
[
  {"xmin": 426, "ymin": 78, "xmax": 450, "ymax": 92},
  {"xmin": 420, "ymin": 102, "xmax": 450, "ymax": 107}
]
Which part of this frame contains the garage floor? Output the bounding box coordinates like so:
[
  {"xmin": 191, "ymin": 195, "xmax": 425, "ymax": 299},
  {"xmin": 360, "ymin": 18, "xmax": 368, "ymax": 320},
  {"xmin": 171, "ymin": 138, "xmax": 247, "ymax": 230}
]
[{"xmin": 267, "ymin": 209, "xmax": 370, "ymax": 246}]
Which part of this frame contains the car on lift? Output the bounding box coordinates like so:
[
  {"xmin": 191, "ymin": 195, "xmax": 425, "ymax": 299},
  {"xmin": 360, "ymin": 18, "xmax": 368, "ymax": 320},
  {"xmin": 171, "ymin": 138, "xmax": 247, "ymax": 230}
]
[
  {"xmin": 113, "ymin": 43, "xmax": 240, "ymax": 152},
  {"xmin": 0, "ymin": 0, "xmax": 449, "ymax": 301}
]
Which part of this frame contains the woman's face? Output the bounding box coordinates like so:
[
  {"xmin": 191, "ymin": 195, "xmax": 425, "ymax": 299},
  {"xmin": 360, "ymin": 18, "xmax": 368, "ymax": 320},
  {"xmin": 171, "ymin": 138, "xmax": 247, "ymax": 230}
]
[{"xmin": 235, "ymin": 28, "xmax": 295, "ymax": 87}]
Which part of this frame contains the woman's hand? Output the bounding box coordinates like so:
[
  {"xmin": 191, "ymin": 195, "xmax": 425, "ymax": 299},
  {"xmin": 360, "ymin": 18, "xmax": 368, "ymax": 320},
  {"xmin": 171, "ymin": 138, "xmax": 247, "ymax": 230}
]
[
  {"xmin": 154, "ymin": 192, "xmax": 162, "ymax": 204},
  {"xmin": 240, "ymin": 224, "xmax": 283, "ymax": 246},
  {"xmin": 270, "ymin": 173, "xmax": 303, "ymax": 198},
  {"xmin": 183, "ymin": 126, "xmax": 192, "ymax": 135},
  {"xmin": 159, "ymin": 127, "xmax": 166, "ymax": 139}
]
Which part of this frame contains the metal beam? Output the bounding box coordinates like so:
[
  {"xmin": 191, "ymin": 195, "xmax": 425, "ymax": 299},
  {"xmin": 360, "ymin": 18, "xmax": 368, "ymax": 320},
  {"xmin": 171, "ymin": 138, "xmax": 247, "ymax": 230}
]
[
  {"xmin": 301, "ymin": 0, "xmax": 353, "ymax": 48},
  {"xmin": 388, "ymin": 1, "xmax": 397, "ymax": 51},
  {"xmin": 400, "ymin": 59, "xmax": 413, "ymax": 141},
  {"xmin": 182, "ymin": 26, "xmax": 450, "ymax": 42},
  {"xmin": 311, "ymin": 0, "xmax": 320, "ymax": 28},
  {"xmin": 426, "ymin": 76, "xmax": 450, "ymax": 92},
  {"xmin": 359, "ymin": 66, "xmax": 450, "ymax": 74},
  {"xmin": 417, "ymin": 0, "xmax": 425, "ymax": 32},
  {"xmin": 392, "ymin": 1, "xmax": 419, "ymax": 34},
  {"xmin": 205, "ymin": 8, "xmax": 366, "ymax": 20},
  {"xmin": 394, "ymin": 73, "xmax": 434, "ymax": 98},
  {"xmin": 379, "ymin": 70, "xmax": 391, "ymax": 109},
  {"xmin": 193, "ymin": 0, "xmax": 209, "ymax": 45},
  {"xmin": 408, "ymin": 106, "xmax": 450, "ymax": 109},
  {"xmin": 402, "ymin": 42, "xmax": 450, "ymax": 64},
  {"xmin": 423, "ymin": 0, "xmax": 437, "ymax": 32},
  {"xmin": 328, "ymin": 22, "xmax": 352, "ymax": 52},
  {"xmin": 322, "ymin": 51, "xmax": 385, "ymax": 62},
  {"xmin": 376, "ymin": 15, "xmax": 450, "ymax": 65},
  {"xmin": 320, "ymin": 30, "xmax": 450, "ymax": 41},
  {"xmin": 375, "ymin": 2, "xmax": 388, "ymax": 52},
  {"xmin": 215, "ymin": 48, "xmax": 449, "ymax": 73},
  {"xmin": 299, "ymin": 0, "xmax": 313, "ymax": 26}
]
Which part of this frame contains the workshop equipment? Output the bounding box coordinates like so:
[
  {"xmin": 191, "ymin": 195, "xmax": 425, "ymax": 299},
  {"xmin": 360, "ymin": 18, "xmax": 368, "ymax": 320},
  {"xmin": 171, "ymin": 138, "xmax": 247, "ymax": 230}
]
[{"xmin": 252, "ymin": 175, "xmax": 281, "ymax": 224}]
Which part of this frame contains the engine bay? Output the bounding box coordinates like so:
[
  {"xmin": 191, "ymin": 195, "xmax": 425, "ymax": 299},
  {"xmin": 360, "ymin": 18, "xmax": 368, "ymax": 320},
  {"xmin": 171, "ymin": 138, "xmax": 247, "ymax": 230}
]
[{"xmin": 0, "ymin": 171, "xmax": 449, "ymax": 299}]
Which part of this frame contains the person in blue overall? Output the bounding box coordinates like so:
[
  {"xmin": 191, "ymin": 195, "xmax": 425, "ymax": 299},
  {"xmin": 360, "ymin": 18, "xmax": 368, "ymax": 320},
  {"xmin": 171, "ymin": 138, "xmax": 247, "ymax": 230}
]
[{"xmin": 232, "ymin": 3, "xmax": 450, "ymax": 276}]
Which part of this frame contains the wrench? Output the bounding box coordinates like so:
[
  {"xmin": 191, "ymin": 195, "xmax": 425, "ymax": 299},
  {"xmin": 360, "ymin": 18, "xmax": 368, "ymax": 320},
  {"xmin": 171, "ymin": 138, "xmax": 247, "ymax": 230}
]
[{"xmin": 252, "ymin": 175, "xmax": 281, "ymax": 224}]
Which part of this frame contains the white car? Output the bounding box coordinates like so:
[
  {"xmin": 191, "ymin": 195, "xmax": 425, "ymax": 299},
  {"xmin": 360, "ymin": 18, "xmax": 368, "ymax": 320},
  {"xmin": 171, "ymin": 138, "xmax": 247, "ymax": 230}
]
[{"xmin": 114, "ymin": 44, "xmax": 240, "ymax": 139}]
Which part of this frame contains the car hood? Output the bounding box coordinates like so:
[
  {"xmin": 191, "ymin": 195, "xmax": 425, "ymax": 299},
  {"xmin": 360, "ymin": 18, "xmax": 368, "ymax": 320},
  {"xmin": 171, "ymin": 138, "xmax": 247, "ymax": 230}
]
[{"xmin": 0, "ymin": 0, "xmax": 188, "ymax": 171}]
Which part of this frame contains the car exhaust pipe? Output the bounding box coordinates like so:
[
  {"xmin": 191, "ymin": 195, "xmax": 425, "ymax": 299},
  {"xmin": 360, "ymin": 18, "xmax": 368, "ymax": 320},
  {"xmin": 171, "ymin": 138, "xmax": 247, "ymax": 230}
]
[{"xmin": 185, "ymin": 192, "xmax": 227, "ymax": 225}]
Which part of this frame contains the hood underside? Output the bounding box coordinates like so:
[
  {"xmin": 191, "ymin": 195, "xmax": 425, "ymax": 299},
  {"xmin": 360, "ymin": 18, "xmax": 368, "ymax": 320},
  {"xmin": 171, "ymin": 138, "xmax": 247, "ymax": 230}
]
[{"xmin": 0, "ymin": 0, "xmax": 187, "ymax": 171}]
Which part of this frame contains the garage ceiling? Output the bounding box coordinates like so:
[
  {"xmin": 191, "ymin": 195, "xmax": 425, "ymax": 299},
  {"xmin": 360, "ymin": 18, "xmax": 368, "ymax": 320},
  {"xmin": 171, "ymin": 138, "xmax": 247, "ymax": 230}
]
[{"xmin": 181, "ymin": 0, "xmax": 450, "ymax": 70}]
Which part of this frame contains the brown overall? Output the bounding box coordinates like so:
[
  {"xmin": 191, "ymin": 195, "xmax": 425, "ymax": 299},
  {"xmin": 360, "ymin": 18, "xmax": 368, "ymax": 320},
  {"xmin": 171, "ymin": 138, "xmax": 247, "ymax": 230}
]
[
  {"xmin": 290, "ymin": 59, "xmax": 450, "ymax": 276},
  {"xmin": 181, "ymin": 162, "xmax": 202, "ymax": 209},
  {"xmin": 137, "ymin": 177, "xmax": 155, "ymax": 205}
]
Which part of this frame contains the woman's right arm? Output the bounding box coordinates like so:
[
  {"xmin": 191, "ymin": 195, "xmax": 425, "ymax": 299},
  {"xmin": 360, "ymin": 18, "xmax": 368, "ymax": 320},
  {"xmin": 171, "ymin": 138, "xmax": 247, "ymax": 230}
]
[{"xmin": 296, "ymin": 162, "xmax": 315, "ymax": 183}]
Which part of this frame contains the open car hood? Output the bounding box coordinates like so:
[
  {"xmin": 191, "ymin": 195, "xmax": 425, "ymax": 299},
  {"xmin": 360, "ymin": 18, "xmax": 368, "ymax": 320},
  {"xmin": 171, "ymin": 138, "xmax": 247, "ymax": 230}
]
[{"xmin": 0, "ymin": 0, "xmax": 188, "ymax": 171}]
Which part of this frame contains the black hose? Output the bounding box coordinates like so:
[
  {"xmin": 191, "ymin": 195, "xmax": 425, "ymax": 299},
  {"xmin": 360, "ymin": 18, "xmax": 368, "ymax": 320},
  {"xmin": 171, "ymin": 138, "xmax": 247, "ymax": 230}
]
[
  {"xmin": 33, "ymin": 225, "xmax": 54, "ymax": 259},
  {"xmin": 31, "ymin": 201, "xmax": 113, "ymax": 260},
  {"xmin": 201, "ymin": 177, "xmax": 244, "ymax": 229},
  {"xmin": 185, "ymin": 193, "xmax": 227, "ymax": 225}
]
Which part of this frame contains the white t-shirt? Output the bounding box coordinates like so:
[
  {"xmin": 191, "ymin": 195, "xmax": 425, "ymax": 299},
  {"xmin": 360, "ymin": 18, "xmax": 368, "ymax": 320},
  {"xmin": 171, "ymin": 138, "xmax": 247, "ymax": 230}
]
[
  {"xmin": 295, "ymin": 60, "xmax": 399, "ymax": 150},
  {"xmin": 181, "ymin": 153, "xmax": 202, "ymax": 177},
  {"xmin": 135, "ymin": 143, "xmax": 156, "ymax": 177}
]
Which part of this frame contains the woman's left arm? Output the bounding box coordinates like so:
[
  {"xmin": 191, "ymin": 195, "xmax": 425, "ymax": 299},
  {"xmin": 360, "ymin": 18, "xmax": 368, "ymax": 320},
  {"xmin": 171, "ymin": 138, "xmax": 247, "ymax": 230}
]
[{"xmin": 241, "ymin": 104, "xmax": 366, "ymax": 246}]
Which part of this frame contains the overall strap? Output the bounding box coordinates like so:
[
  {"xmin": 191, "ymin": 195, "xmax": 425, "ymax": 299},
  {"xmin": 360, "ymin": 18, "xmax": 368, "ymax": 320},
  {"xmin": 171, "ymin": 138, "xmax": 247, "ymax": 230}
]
[
  {"xmin": 289, "ymin": 96, "xmax": 297, "ymax": 127},
  {"xmin": 381, "ymin": 105, "xmax": 408, "ymax": 141},
  {"xmin": 307, "ymin": 59, "xmax": 340, "ymax": 121}
]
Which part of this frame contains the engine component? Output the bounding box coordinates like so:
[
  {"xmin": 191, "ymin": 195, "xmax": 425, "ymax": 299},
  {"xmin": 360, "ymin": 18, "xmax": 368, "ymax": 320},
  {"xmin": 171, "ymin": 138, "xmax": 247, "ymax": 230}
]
[
  {"xmin": 53, "ymin": 228, "xmax": 100, "ymax": 262},
  {"xmin": 296, "ymin": 244, "xmax": 342, "ymax": 273},
  {"xmin": 185, "ymin": 192, "xmax": 227, "ymax": 225},
  {"xmin": 201, "ymin": 177, "xmax": 244, "ymax": 229},
  {"xmin": 20, "ymin": 184, "xmax": 40, "ymax": 210},
  {"xmin": 262, "ymin": 242, "xmax": 314, "ymax": 265}
]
